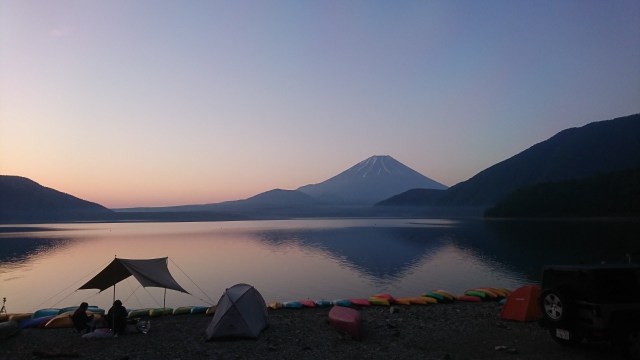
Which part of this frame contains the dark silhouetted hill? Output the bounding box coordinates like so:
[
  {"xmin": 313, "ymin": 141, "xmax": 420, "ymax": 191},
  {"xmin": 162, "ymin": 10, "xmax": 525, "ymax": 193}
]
[
  {"xmin": 297, "ymin": 155, "xmax": 447, "ymax": 205},
  {"xmin": 446, "ymin": 113, "xmax": 640, "ymax": 206},
  {"xmin": 376, "ymin": 188, "xmax": 447, "ymax": 206},
  {"xmin": 378, "ymin": 113, "xmax": 640, "ymax": 210},
  {"xmin": 234, "ymin": 188, "xmax": 320, "ymax": 207},
  {"xmin": 0, "ymin": 176, "xmax": 114, "ymax": 223},
  {"xmin": 116, "ymin": 189, "xmax": 325, "ymax": 218},
  {"xmin": 484, "ymin": 168, "xmax": 640, "ymax": 218}
]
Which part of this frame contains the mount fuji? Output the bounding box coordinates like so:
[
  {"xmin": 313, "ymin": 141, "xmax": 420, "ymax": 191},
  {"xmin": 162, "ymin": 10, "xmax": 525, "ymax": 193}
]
[
  {"xmin": 114, "ymin": 155, "xmax": 445, "ymax": 216},
  {"xmin": 297, "ymin": 155, "xmax": 447, "ymax": 205}
]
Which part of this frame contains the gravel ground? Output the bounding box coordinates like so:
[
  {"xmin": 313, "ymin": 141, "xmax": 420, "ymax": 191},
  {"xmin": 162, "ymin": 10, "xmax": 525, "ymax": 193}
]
[{"xmin": 0, "ymin": 302, "xmax": 629, "ymax": 360}]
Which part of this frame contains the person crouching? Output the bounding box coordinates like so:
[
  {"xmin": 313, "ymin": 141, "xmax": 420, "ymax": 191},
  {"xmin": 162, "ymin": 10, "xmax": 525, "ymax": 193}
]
[
  {"xmin": 71, "ymin": 302, "xmax": 95, "ymax": 334},
  {"xmin": 106, "ymin": 300, "xmax": 128, "ymax": 337}
]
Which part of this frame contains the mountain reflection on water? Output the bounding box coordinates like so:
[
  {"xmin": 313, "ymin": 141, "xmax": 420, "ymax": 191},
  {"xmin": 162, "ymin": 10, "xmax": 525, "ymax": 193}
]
[
  {"xmin": 256, "ymin": 224, "xmax": 455, "ymax": 280},
  {"xmin": 255, "ymin": 219, "xmax": 640, "ymax": 284},
  {"xmin": 0, "ymin": 235, "xmax": 73, "ymax": 271}
]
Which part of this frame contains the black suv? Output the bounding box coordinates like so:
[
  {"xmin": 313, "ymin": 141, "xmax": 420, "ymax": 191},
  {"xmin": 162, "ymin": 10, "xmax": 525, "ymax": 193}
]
[{"xmin": 539, "ymin": 265, "xmax": 640, "ymax": 356}]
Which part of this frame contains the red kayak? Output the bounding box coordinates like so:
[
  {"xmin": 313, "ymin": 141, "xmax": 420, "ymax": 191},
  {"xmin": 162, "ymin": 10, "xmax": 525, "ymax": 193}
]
[
  {"xmin": 457, "ymin": 295, "xmax": 482, "ymax": 302},
  {"xmin": 349, "ymin": 298, "xmax": 371, "ymax": 307},
  {"xmin": 328, "ymin": 306, "xmax": 362, "ymax": 340},
  {"xmin": 300, "ymin": 299, "xmax": 316, "ymax": 308}
]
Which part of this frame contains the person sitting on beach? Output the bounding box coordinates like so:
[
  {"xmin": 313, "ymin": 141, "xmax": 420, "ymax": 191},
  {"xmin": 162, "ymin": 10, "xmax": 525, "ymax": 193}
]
[
  {"xmin": 106, "ymin": 300, "xmax": 128, "ymax": 337},
  {"xmin": 71, "ymin": 302, "xmax": 95, "ymax": 334}
]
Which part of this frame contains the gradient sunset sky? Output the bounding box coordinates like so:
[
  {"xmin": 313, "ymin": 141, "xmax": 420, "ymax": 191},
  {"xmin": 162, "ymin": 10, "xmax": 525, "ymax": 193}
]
[{"xmin": 1, "ymin": 1, "xmax": 639, "ymax": 208}]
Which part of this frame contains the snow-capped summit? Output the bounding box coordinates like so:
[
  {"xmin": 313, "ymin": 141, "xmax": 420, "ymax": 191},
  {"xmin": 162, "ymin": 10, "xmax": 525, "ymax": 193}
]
[
  {"xmin": 350, "ymin": 155, "xmax": 394, "ymax": 177},
  {"xmin": 297, "ymin": 155, "xmax": 447, "ymax": 205}
]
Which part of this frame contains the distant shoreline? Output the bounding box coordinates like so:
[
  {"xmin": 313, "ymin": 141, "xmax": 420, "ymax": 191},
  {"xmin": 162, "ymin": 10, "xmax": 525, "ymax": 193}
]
[{"xmin": 3, "ymin": 213, "xmax": 640, "ymax": 228}]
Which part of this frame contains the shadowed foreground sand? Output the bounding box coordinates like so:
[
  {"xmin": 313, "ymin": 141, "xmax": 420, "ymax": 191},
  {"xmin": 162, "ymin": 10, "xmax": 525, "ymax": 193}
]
[{"xmin": 0, "ymin": 302, "xmax": 629, "ymax": 360}]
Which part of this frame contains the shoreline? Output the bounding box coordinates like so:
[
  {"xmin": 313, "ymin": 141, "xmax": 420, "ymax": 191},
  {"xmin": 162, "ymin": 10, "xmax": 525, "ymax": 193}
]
[{"xmin": 1, "ymin": 302, "xmax": 626, "ymax": 360}]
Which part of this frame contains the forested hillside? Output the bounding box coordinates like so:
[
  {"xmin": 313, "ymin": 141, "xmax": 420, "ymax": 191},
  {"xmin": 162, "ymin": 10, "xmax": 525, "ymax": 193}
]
[{"xmin": 484, "ymin": 168, "xmax": 640, "ymax": 218}]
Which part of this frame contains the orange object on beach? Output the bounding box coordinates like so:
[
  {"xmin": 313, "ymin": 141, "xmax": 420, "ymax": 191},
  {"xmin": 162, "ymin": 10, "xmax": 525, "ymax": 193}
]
[
  {"xmin": 407, "ymin": 297, "xmax": 434, "ymax": 305},
  {"xmin": 499, "ymin": 285, "xmax": 541, "ymax": 322},
  {"xmin": 372, "ymin": 293, "xmax": 395, "ymax": 304},
  {"xmin": 368, "ymin": 296, "xmax": 390, "ymax": 306},
  {"xmin": 267, "ymin": 302, "xmax": 282, "ymax": 310},
  {"xmin": 486, "ymin": 288, "xmax": 510, "ymax": 298},
  {"xmin": 394, "ymin": 297, "xmax": 413, "ymax": 305}
]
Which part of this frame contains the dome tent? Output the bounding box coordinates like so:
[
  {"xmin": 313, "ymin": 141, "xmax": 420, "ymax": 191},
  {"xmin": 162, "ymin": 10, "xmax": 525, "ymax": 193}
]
[{"xmin": 205, "ymin": 283, "xmax": 268, "ymax": 340}]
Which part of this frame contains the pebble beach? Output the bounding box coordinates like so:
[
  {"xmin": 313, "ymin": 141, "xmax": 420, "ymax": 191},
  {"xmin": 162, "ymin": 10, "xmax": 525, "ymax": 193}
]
[{"xmin": 0, "ymin": 302, "xmax": 628, "ymax": 360}]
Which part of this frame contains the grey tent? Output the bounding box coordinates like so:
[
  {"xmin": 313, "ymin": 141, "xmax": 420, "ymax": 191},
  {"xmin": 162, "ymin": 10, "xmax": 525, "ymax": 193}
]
[
  {"xmin": 78, "ymin": 257, "xmax": 188, "ymax": 305},
  {"xmin": 205, "ymin": 283, "xmax": 268, "ymax": 340}
]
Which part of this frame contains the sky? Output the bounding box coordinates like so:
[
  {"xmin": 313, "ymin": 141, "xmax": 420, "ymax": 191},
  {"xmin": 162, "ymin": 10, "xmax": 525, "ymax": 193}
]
[{"xmin": 1, "ymin": 1, "xmax": 639, "ymax": 209}]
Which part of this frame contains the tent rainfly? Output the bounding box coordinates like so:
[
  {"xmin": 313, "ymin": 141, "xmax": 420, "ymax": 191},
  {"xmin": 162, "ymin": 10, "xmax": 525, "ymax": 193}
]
[
  {"xmin": 205, "ymin": 283, "xmax": 268, "ymax": 340},
  {"xmin": 499, "ymin": 285, "xmax": 541, "ymax": 322},
  {"xmin": 78, "ymin": 257, "xmax": 189, "ymax": 305}
]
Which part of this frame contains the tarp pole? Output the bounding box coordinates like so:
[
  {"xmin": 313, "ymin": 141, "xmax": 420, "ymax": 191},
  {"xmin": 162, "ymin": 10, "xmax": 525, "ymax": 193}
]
[
  {"xmin": 111, "ymin": 284, "xmax": 115, "ymax": 332},
  {"xmin": 112, "ymin": 256, "xmax": 116, "ymax": 331},
  {"xmin": 163, "ymin": 256, "xmax": 167, "ymax": 309},
  {"xmin": 112, "ymin": 256, "xmax": 117, "ymax": 304}
]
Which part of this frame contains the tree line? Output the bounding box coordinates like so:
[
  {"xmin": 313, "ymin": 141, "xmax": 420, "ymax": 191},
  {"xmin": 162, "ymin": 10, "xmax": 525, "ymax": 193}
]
[{"xmin": 484, "ymin": 167, "xmax": 640, "ymax": 218}]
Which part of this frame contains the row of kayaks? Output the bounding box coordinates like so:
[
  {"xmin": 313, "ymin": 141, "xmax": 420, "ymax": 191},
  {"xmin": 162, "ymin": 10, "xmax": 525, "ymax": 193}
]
[
  {"xmin": 0, "ymin": 305, "xmax": 219, "ymax": 330},
  {"xmin": 128, "ymin": 305, "xmax": 214, "ymax": 318},
  {"xmin": 0, "ymin": 287, "xmax": 512, "ymax": 330},
  {"xmin": 7, "ymin": 311, "xmax": 103, "ymax": 330},
  {"xmin": 0, "ymin": 305, "xmax": 107, "ymax": 330},
  {"xmin": 459, "ymin": 287, "xmax": 512, "ymax": 303},
  {"xmin": 270, "ymin": 288, "xmax": 512, "ymax": 309}
]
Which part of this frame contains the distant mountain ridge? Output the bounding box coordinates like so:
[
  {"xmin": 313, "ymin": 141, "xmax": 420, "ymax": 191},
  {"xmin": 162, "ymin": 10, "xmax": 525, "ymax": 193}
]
[
  {"xmin": 119, "ymin": 189, "xmax": 319, "ymax": 213},
  {"xmin": 297, "ymin": 155, "xmax": 447, "ymax": 205},
  {"xmin": 5, "ymin": 113, "xmax": 639, "ymax": 222},
  {"xmin": 378, "ymin": 113, "xmax": 640, "ymax": 209},
  {"xmin": 0, "ymin": 176, "xmax": 114, "ymax": 223}
]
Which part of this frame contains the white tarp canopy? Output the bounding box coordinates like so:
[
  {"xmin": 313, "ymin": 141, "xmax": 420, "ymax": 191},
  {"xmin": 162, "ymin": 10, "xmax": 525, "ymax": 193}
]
[
  {"xmin": 78, "ymin": 257, "xmax": 188, "ymax": 294},
  {"xmin": 205, "ymin": 283, "xmax": 268, "ymax": 340}
]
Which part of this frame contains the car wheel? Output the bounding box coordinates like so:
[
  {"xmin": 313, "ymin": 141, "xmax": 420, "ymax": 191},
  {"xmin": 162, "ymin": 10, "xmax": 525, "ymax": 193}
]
[{"xmin": 541, "ymin": 289, "xmax": 570, "ymax": 324}]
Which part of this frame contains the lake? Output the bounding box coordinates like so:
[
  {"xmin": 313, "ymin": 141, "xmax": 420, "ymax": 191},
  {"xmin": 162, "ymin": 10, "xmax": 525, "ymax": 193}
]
[{"xmin": 1, "ymin": 218, "xmax": 639, "ymax": 313}]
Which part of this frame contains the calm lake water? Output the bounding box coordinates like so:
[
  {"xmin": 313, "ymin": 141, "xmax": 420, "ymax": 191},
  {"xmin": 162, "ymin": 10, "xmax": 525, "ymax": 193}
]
[{"xmin": 1, "ymin": 218, "xmax": 639, "ymax": 313}]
